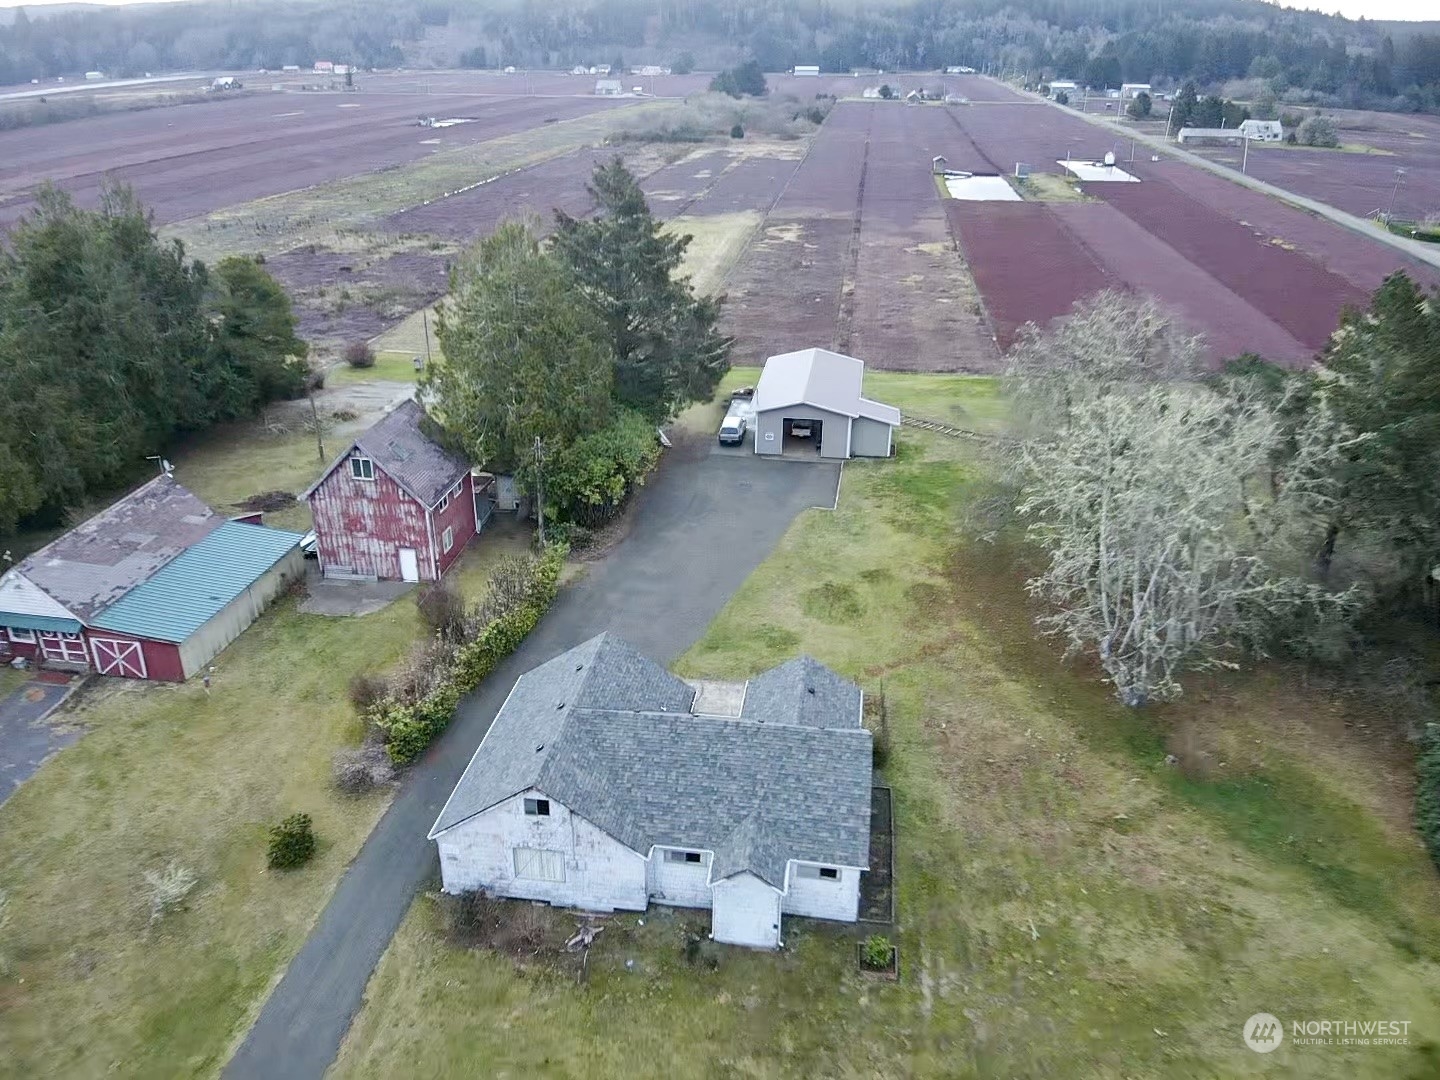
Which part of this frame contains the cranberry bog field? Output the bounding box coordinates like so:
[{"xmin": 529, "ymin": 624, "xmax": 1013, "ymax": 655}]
[{"xmin": 934, "ymin": 80, "xmax": 1440, "ymax": 365}]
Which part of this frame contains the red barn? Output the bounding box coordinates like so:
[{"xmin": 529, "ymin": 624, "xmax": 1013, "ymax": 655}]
[
  {"xmin": 0, "ymin": 475, "xmax": 305, "ymax": 681},
  {"xmin": 303, "ymin": 399, "xmax": 480, "ymax": 582}
]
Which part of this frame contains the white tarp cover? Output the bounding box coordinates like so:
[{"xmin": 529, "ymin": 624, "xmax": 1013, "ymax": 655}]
[
  {"xmin": 943, "ymin": 174, "xmax": 1022, "ymax": 201},
  {"xmin": 1057, "ymin": 160, "xmax": 1142, "ymax": 182}
]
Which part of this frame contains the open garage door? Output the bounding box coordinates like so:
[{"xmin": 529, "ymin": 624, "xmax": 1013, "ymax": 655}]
[{"xmin": 90, "ymin": 637, "xmax": 147, "ymax": 679}]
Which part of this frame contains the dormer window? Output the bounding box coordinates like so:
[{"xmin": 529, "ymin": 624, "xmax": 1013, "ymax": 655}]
[
  {"xmin": 350, "ymin": 456, "xmax": 375, "ymax": 481},
  {"xmin": 797, "ymin": 864, "xmax": 840, "ymax": 881},
  {"xmin": 665, "ymin": 850, "xmax": 703, "ymax": 864}
]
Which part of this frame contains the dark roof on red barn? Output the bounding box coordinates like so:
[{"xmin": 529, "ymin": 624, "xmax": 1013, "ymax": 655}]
[{"xmin": 305, "ymin": 399, "xmax": 471, "ymax": 509}]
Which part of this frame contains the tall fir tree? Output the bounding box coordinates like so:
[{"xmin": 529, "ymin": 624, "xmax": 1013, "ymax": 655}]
[{"xmin": 552, "ymin": 158, "xmax": 731, "ymax": 422}]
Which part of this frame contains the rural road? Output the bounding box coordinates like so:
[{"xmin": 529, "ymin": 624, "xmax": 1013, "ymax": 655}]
[
  {"xmin": 224, "ymin": 448, "xmax": 842, "ymax": 1080},
  {"xmin": 1022, "ymin": 80, "xmax": 1440, "ymax": 274}
]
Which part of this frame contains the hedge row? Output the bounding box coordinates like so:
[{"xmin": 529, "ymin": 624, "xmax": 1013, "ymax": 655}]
[
  {"xmin": 372, "ymin": 544, "xmax": 566, "ymax": 764},
  {"xmin": 1419, "ymin": 723, "xmax": 1440, "ymax": 871}
]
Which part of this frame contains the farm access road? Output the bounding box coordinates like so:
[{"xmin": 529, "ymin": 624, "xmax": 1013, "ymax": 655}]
[
  {"xmin": 1024, "ymin": 81, "xmax": 1440, "ymax": 274},
  {"xmin": 224, "ymin": 449, "xmax": 843, "ymax": 1080}
]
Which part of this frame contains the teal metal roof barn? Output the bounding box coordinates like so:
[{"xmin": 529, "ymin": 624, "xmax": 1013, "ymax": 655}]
[{"xmin": 93, "ymin": 522, "xmax": 305, "ymax": 642}]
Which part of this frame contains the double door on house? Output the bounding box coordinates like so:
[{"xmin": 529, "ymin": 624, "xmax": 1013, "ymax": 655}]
[{"xmin": 37, "ymin": 630, "xmax": 87, "ymax": 666}]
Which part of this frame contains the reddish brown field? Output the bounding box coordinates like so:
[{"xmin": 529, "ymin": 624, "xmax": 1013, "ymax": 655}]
[{"xmin": 0, "ymin": 91, "xmax": 630, "ymax": 228}]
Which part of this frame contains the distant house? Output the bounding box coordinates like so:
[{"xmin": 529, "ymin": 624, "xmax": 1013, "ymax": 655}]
[
  {"xmin": 752, "ymin": 348, "xmax": 900, "ymax": 459},
  {"xmin": 571, "ymin": 65, "xmax": 588, "ymax": 75},
  {"xmin": 1239, "ymin": 119, "xmax": 1283, "ymax": 141},
  {"xmin": 793, "ymin": 65, "xmax": 820, "ymax": 77},
  {"xmin": 861, "ymin": 86, "xmax": 882, "ymax": 99},
  {"xmin": 83, "ymin": 71, "xmax": 105, "ymax": 81},
  {"xmin": 281, "ymin": 64, "xmax": 301, "ymax": 72},
  {"xmin": 594, "ymin": 79, "xmax": 623, "ymax": 96},
  {"xmin": 1120, "ymin": 82, "xmax": 1151, "ymax": 99},
  {"xmin": 945, "ymin": 65, "xmax": 965, "ymax": 74},
  {"xmin": 905, "ymin": 89, "xmax": 922, "ymax": 104},
  {"xmin": 1049, "ymin": 79, "xmax": 1078, "ymax": 99},
  {"xmin": 302, "ymin": 400, "xmax": 480, "ymax": 583},
  {"xmin": 429, "ymin": 634, "xmax": 874, "ymax": 950},
  {"xmin": 313, "ymin": 60, "xmax": 335, "ymax": 74},
  {"xmin": 0, "ymin": 475, "xmax": 304, "ymax": 681}
]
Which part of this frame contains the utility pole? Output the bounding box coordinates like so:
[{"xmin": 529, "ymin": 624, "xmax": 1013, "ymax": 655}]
[
  {"xmin": 309, "ymin": 391, "xmax": 325, "ymax": 461},
  {"xmin": 1164, "ymin": 105, "xmax": 1175, "ymax": 141},
  {"xmin": 533, "ymin": 436, "xmax": 545, "ymax": 545},
  {"xmin": 422, "ymin": 308, "xmax": 434, "ymax": 369},
  {"xmin": 1386, "ymin": 167, "xmax": 1407, "ymax": 222},
  {"xmin": 1241, "ymin": 133, "xmax": 1250, "ymax": 175}
]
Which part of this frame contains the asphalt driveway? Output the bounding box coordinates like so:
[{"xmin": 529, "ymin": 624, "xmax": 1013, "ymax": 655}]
[
  {"xmin": 0, "ymin": 679, "xmax": 82, "ymax": 807},
  {"xmin": 225, "ymin": 449, "xmax": 841, "ymax": 1080}
]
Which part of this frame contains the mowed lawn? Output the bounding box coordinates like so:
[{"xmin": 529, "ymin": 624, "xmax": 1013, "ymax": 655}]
[
  {"xmin": 0, "ymin": 375, "xmax": 532, "ymax": 1077},
  {"xmin": 329, "ymin": 373, "xmax": 1440, "ymax": 1079}
]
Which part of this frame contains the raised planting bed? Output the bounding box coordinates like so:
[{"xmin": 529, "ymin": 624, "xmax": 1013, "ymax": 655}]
[
  {"xmin": 858, "ymin": 933, "xmax": 899, "ymax": 980},
  {"xmin": 859, "ymin": 784, "xmax": 895, "ymax": 924}
]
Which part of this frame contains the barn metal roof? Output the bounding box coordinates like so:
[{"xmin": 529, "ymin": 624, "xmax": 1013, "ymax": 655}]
[
  {"xmin": 302, "ymin": 399, "xmax": 471, "ymax": 509},
  {"xmin": 429, "ymin": 634, "xmax": 872, "ymax": 888},
  {"xmin": 11, "ymin": 475, "xmax": 222, "ymax": 621},
  {"xmin": 754, "ymin": 348, "xmax": 901, "ymax": 426},
  {"xmin": 90, "ymin": 522, "xmax": 303, "ymax": 643}
]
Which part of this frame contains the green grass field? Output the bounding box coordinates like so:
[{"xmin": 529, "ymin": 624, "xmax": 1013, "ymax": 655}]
[{"xmin": 329, "ymin": 373, "xmax": 1440, "ymax": 1079}]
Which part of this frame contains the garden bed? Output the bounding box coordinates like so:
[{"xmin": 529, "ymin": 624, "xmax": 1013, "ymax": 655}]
[{"xmin": 858, "ymin": 784, "xmax": 894, "ymax": 924}]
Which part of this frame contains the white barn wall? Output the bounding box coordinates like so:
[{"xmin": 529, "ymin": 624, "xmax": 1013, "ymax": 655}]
[
  {"xmin": 753, "ymin": 403, "xmax": 851, "ymax": 459},
  {"xmin": 435, "ymin": 791, "xmax": 647, "ymax": 911},
  {"xmin": 647, "ymin": 848, "xmax": 714, "ymax": 908},
  {"xmin": 850, "ymin": 416, "xmax": 894, "ymax": 458},
  {"xmin": 782, "ymin": 865, "xmax": 862, "ymax": 921},
  {"xmin": 711, "ymin": 872, "xmax": 783, "ymax": 948}
]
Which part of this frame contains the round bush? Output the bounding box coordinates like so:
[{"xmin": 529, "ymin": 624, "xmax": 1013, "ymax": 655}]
[
  {"xmin": 267, "ymin": 813, "xmax": 317, "ymax": 870},
  {"xmin": 344, "ymin": 341, "xmax": 376, "ymax": 368}
]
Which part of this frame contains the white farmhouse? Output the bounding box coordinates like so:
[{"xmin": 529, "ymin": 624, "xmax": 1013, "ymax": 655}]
[
  {"xmin": 1238, "ymin": 119, "xmax": 1283, "ymax": 141},
  {"xmin": 429, "ymin": 634, "xmax": 874, "ymax": 949}
]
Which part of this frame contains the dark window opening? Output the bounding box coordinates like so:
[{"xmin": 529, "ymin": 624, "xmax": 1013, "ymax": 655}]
[
  {"xmin": 524, "ymin": 798, "xmax": 550, "ymax": 816},
  {"xmin": 819, "ymin": 867, "xmax": 839, "ymax": 879}
]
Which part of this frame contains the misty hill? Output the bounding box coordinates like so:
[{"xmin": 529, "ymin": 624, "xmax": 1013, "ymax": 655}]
[{"xmin": 1, "ymin": 0, "xmax": 1438, "ymax": 112}]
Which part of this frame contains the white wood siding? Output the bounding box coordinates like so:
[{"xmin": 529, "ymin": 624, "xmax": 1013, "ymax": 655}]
[
  {"xmin": 711, "ymin": 872, "xmax": 783, "ymax": 948},
  {"xmin": 850, "ymin": 416, "xmax": 894, "ymax": 458},
  {"xmin": 782, "ymin": 864, "xmax": 861, "ymax": 922},
  {"xmin": 434, "ymin": 790, "xmax": 647, "ymax": 911},
  {"xmin": 646, "ymin": 848, "xmax": 713, "ymax": 909}
]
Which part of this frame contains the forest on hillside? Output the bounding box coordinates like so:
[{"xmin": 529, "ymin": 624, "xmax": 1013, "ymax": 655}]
[{"xmin": 0, "ymin": 0, "xmax": 1438, "ymax": 110}]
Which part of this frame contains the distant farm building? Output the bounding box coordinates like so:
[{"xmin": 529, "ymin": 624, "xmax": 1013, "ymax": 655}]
[
  {"xmin": 793, "ymin": 65, "xmax": 820, "ymax": 76},
  {"xmin": 1048, "ymin": 79, "xmax": 1078, "ymax": 98},
  {"xmin": 1120, "ymin": 82, "xmax": 1151, "ymax": 98},
  {"xmin": 313, "ymin": 60, "xmax": 335, "ymax": 73},
  {"xmin": 1176, "ymin": 127, "xmax": 1245, "ymax": 145},
  {"xmin": 1058, "ymin": 156, "xmax": 1142, "ymax": 182},
  {"xmin": 862, "ymin": 86, "xmax": 882, "ymax": 99},
  {"xmin": 0, "ymin": 476, "xmax": 303, "ymax": 681},
  {"xmin": 303, "ymin": 400, "xmax": 483, "ymax": 583},
  {"xmin": 752, "ymin": 348, "xmax": 900, "ymax": 459},
  {"xmin": 1239, "ymin": 119, "xmax": 1284, "ymax": 141},
  {"xmin": 594, "ymin": 79, "xmax": 624, "ymax": 96},
  {"xmin": 572, "ymin": 65, "xmax": 588, "ymax": 75},
  {"xmin": 83, "ymin": 71, "xmax": 105, "ymax": 81}
]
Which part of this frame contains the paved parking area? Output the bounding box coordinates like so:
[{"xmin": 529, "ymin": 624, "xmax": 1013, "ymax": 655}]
[
  {"xmin": 0, "ymin": 679, "xmax": 83, "ymax": 806},
  {"xmin": 299, "ymin": 568, "xmax": 414, "ymax": 617}
]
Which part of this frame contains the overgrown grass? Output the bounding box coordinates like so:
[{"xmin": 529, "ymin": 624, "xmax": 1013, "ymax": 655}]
[
  {"xmin": 667, "ymin": 210, "xmax": 764, "ymax": 296},
  {"xmin": 0, "ymin": 536, "xmax": 527, "ymax": 1078},
  {"xmin": 329, "ymin": 351, "xmax": 424, "ymax": 385},
  {"xmin": 330, "ymin": 372, "xmax": 1440, "ymax": 1077},
  {"xmin": 371, "ymin": 308, "xmax": 446, "ymax": 363}
]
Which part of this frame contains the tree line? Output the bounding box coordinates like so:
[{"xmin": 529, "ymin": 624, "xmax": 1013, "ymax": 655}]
[
  {"xmin": 2, "ymin": 0, "xmax": 1438, "ymax": 114},
  {"xmin": 0, "ymin": 186, "xmax": 308, "ymax": 535}
]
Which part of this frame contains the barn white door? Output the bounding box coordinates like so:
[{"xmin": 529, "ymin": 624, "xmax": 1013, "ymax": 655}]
[
  {"xmin": 398, "ymin": 548, "xmax": 420, "ymax": 582},
  {"xmin": 90, "ymin": 637, "xmax": 147, "ymax": 679}
]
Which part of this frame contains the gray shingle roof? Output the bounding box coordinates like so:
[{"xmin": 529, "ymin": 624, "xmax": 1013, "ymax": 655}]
[
  {"xmin": 754, "ymin": 348, "xmax": 900, "ymax": 426},
  {"xmin": 13, "ymin": 475, "xmax": 222, "ymax": 621},
  {"xmin": 741, "ymin": 656, "xmax": 863, "ymax": 729},
  {"xmin": 430, "ymin": 634, "xmax": 872, "ymax": 887},
  {"xmin": 305, "ymin": 399, "xmax": 470, "ymax": 509}
]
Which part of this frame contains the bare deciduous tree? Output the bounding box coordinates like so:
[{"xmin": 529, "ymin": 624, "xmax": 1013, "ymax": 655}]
[
  {"xmin": 1005, "ymin": 291, "xmax": 1206, "ymax": 436},
  {"xmin": 1018, "ymin": 386, "xmax": 1353, "ymax": 706}
]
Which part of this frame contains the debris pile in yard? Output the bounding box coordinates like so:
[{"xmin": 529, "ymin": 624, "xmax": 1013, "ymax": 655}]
[
  {"xmin": 437, "ymin": 889, "xmax": 573, "ymax": 960},
  {"xmin": 234, "ymin": 490, "xmax": 297, "ymax": 512}
]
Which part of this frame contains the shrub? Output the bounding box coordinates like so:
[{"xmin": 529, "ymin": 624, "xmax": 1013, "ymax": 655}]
[
  {"xmin": 542, "ymin": 408, "xmax": 662, "ymax": 527},
  {"xmin": 879, "ymin": 84, "xmax": 894, "ymax": 100},
  {"xmin": 343, "ymin": 341, "xmax": 376, "ymax": 368},
  {"xmin": 1297, "ymin": 114, "xmax": 1339, "ymax": 148},
  {"xmin": 1418, "ymin": 724, "xmax": 1440, "ymax": 872},
  {"xmin": 373, "ymin": 545, "xmax": 566, "ymax": 764},
  {"xmin": 861, "ymin": 933, "xmax": 894, "ymax": 969},
  {"xmin": 671, "ymin": 51, "xmax": 695, "ymax": 76},
  {"xmin": 730, "ymin": 123, "xmax": 744, "ymax": 139},
  {"xmin": 332, "ymin": 744, "xmax": 397, "ymax": 794},
  {"xmin": 1054, "ymin": 90, "xmax": 1069, "ymax": 106},
  {"xmin": 267, "ymin": 813, "xmax": 316, "ymax": 869},
  {"xmin": 143, "ymin": 861, "xmax": 198, "ymax": 925},
  {"xmin": 416, "ymin": 580, "xmax": 466, "ymax": 641},
  {"xmin": 348, "ymin": 671, "xmax": 388, "ymax": 712}
]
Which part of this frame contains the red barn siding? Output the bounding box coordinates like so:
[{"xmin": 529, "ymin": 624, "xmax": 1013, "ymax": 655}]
[
  {"xmin": 309, "ymin": 461, "xmax": 438, "ymax": 580},
  {"xmin": 84, "ymin": 628, "xmax": 185, "ymax": 682},
  {"xmin": 2, "ymin": 629, "xmax": 39, "ymax": 662},
  {"xmin": 432, "ymin": 473, "xmax": 478, "ymax": 576}
]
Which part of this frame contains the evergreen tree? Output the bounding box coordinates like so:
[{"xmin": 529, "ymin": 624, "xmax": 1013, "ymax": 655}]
[
  {"xmin": 552, "ymin": 158, "xmax": 731, "ymax": 422},
  {"xmin": 1170, "ymin": 81, "xmax": 1198, "ymax": 130},
  {"xmin": 203, "ymin": 255, "xmax": 309, "ymax": 416},
  {"xmin": 429, "ymin": 221, "xmax": 614, "ymax": 471}
]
